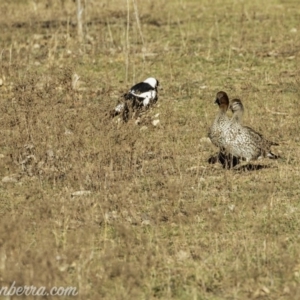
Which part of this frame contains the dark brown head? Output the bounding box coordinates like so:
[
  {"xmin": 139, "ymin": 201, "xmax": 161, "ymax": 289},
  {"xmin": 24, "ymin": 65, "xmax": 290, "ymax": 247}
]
[{"xmin": 215, "ymin": 91, "xmax": 229, "ymax": 111}]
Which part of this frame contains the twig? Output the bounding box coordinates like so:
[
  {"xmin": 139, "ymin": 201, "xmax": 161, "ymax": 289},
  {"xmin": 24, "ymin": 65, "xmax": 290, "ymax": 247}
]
[
  {"xmin": 227, "ymin": 36, "xmax": 232, "ymax": 75},
  {"xmin": 132, "ymin": 0, "xmax": 144, "ymax": 45},
  {"xmin": 265, "ymin": 106, "xmax": 288, "ymax": 115},
  {"xmin": 77, "ymin": 0, "xmax": 84, "ymax": 43},
  {"xmin": 125, "ymin": 0, "xmax": 130, "ymax": 83}
]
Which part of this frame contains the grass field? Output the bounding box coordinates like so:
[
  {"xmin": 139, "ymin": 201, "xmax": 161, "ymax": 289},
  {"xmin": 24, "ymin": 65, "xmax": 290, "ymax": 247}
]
[{"xmin": 0, "ymin": 0, "xmax": 300, "ymax": 299}]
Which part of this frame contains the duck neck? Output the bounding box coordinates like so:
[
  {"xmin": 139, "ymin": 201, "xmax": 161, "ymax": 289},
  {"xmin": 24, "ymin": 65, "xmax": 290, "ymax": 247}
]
[
  {"xmin": 219, "ymin": 104, "xmax": 228, "ymax": 115},
  {"xmin": 232, "ymin": 110, "xmax": 243, "ymax": 123}
]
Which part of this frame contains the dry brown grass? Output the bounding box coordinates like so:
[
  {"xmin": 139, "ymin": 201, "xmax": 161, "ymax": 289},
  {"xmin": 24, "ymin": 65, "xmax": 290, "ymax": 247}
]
[{"xmin": 0, "ymin": 0, "xmax": 300, "ymax": 299}]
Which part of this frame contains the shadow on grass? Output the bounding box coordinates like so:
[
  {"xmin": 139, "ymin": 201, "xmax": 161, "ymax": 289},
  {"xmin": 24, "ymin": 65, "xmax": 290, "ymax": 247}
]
[
  {"xmin": 208, "ymin": 153, "xmax": 272, "ymax": 171},
  {"xmin": 208, "ymin": 152, "xmax": 240, "ymax": 169},
  {"xmin": 233, "ymin": 163, "xmax": 269, "ymax": 171}
]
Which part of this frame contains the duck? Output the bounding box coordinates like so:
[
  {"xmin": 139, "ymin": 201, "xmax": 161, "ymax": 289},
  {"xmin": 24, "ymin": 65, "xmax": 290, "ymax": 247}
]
[
  {"xmin": 226, "ymin": 98, "xmax": 279, "ymax": 162},
  {"xmin": 208, "ymin": 91, "xmax": 231, "ymax": 151},
  {"xmin": 209, "ymin": 93, "xmax": 278, "ymax": 167},
  {"xmin": 208, "ymin": 92, "xmax": 242, "ymax": 168}
]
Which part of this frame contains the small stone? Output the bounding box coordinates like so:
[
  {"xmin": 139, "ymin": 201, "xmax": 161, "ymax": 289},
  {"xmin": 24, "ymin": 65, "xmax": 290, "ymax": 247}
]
[
  {"xmin": 64, "ymin": 128, "xmax": 73, "ymax": 135},
  {"xmin": 33, "ymin": 43, "xmax": 40, "ymax": 49},
  {"xmin": 261, "ymin": 286, "xmax": 270, "ymax": 295},
  {"xmin": 33, "ymin": 34, "xmax": 43, "ymax": 40},
  {"xmin": 176, "ymin": 250, "xmax": 190, "ymax": 261},
  {"xmin": 200, "ymin": 137, "xmax": 211, "ymax": 144},
  {"xmin": 46, "ymin": 149, "xmax": 55, "ymax": 160},
  {"xmin": 141, "ymin": 219, "xmax": 151, "ymax": 226},
  {"xmin": 2, "ymin": 175, "xmax": 19, "ymax": 183},
  {"xmin": 140, "ymin": 126, "xmax": 148, "ymax": 131},
  {"xmin": 228, "ymin": 204, "xmax": 235, "ymax": 211},
  {"xmin": 115, "ymin": 117, "xmax": 122, "ymax": 124},
  {"xmin": 152, "ymin": 119, "xmax": 160, "ymax": 126},
  {"xmin": 71, "ymin": 190, "xmax": 92, "ymax": 197},
  {"xmin": 135, "ymin": 117, "xmax": 141, "ymax": 125},
  {"xmin": 267, "ymin": 50, "xmax": 278, "ymax": 57}
]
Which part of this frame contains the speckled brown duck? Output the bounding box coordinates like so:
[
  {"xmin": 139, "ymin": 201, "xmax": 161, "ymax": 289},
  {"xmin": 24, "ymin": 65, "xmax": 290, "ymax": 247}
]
[
  {"xmin": 208, "ymin": 91, "xmax": 231, "ymax": 151},
  {"xmin": 227, "ymin": 98, "xmax": 279, "ymax": 162},
  {"xmin": 209, "ymin": 94, "xmax": 278, "ymax": 167}
]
